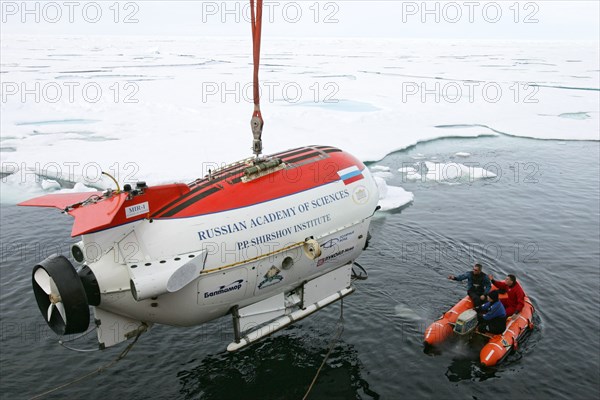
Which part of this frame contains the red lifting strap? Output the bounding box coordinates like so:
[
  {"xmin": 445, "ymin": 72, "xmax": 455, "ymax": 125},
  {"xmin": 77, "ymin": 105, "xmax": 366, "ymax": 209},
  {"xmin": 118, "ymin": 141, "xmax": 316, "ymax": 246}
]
[{"xmin": 250, "ymin": 0, "xmax": 263, "ymax": 118}]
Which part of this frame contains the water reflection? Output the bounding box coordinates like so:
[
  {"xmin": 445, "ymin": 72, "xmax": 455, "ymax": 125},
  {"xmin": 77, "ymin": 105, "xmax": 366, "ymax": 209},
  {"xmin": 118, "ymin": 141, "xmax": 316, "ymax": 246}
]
[
  {"xmin": 445, "ymin": 358, "xmax": 497, "ymax": 382},
  {"xmin": 177, "ymin": 328, "xmax": 380, "ymax": 400},
  {"xmin": 424, "ymin": 335, "xmax": 499, "ymax": 382}
]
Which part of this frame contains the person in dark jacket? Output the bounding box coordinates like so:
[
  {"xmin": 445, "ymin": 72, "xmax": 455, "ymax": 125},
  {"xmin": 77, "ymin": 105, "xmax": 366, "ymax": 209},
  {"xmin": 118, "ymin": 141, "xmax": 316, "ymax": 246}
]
[
  {"xmin": 489, "ymin": 273, "xmax": 525, "ymax": 316},
  {"xmin": 448, "ymin": 263, "xmax": 491, "ymax": 307},
  {"xmin": 476, "ymin": 290, "xmax": 507, "ymax": 334}
]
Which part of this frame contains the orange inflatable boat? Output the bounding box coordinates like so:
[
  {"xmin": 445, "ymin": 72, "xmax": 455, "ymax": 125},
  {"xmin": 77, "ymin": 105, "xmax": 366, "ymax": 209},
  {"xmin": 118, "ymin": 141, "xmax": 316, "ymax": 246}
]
[{"xmin": 424, "ymin": 286, "xmax": 535, "ymax": 366}]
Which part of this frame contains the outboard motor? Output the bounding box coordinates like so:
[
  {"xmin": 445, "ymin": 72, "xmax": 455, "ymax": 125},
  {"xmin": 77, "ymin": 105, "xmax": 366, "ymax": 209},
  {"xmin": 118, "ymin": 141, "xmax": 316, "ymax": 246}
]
[{"xmin": 453, "ymin": 309, "xmax": 478, "ymax": 335}]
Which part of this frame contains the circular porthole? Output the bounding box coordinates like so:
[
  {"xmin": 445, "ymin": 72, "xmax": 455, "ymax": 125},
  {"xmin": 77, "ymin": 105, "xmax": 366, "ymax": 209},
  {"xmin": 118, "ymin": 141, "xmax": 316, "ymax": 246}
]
[{"xmin": 282, "ymin": 256, "xmax": 294, "ymax": 270}]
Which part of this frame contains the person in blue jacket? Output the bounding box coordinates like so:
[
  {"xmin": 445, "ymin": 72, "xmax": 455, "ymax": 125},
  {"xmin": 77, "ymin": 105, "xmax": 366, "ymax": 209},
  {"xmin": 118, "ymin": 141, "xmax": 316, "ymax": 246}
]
[
  {"xmin": 448, "ymin": 263, "xmax": 491, "ymax": 307},
  {"xmin": 476, "ymin": 290, "xmax": 507, "ymax": 334}
]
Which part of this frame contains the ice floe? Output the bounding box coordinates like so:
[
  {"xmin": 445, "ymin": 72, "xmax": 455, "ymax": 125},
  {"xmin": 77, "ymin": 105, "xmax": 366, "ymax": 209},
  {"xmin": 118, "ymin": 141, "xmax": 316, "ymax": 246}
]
[
  {"xmin": 0, "ymin": 35, "xmax": 598, "ymax": 208},
  {"xmin": 370, "ymin": 165, "xmax": 391, "ymax": 172},
  {"xmin": 375, "ymin": 176, "xmax": 414, "ymax": 211},
  {"xmin": 424, "ymin": 161, "xmax": 497, "ymax": 183}
]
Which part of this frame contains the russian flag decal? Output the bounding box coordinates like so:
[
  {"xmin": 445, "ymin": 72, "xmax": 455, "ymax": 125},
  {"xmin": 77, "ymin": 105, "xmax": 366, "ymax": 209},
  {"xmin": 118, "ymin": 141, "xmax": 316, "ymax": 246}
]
[{"xmin": 337, "ymin": 166, "xmax": 364, "ymax": 185}]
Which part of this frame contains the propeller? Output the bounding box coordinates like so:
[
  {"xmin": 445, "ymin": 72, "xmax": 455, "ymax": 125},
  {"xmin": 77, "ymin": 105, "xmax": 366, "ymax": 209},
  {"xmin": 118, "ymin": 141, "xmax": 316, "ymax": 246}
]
[
  {"xmin": 34, "ymin": 268, "xmax": 68, "ymax": 324},
  {"xmin": 32, "ymin": 255, "xmax": 91, "ymax": 336}
]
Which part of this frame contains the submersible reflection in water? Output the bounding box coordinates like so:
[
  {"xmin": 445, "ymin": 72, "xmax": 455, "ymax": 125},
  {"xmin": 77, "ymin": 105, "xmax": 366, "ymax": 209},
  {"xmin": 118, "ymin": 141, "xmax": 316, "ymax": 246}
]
[{"xmin": 177, "ymin": 327, "xmax": 380, "ymax": 400}]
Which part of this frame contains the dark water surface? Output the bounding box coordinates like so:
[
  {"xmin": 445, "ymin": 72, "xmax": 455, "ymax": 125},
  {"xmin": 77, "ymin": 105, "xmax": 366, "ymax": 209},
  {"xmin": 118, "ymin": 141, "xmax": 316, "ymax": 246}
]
[{"xmin": 1, "ymin": 135, "xmax": 599, "ymax": 399}]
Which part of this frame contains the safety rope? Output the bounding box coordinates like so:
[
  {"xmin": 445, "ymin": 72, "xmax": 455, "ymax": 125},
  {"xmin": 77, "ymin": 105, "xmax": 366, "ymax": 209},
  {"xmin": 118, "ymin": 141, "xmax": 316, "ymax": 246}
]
[
  {"xmin": 29, "ymin": 328, "xmax": 144, "ymax": 400},
  {"xmin": 250, "ymin": 0, "xmax": 264, "ymax": 158},
  {"xmin": 302, "ymin": 298, "xmax": 345, "ymax": 400}
]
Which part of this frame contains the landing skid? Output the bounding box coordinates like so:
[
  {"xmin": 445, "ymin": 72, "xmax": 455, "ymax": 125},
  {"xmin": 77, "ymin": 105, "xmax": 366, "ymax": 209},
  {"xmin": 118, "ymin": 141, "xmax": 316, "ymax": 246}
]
[{"xmin": 227, "ymin": 264, "xmax": 354, "ymax": 351}]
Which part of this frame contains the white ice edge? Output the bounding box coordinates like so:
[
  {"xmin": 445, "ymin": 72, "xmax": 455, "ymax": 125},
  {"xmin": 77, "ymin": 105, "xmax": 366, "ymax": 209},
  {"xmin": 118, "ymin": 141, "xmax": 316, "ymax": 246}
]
[
  {"xmin": 1, "ymin": 36, "xmax": 598, "ymax": 207},
  {"xmin": 375, "ymin": 177, "xmax": 414, "ymax": 212}
]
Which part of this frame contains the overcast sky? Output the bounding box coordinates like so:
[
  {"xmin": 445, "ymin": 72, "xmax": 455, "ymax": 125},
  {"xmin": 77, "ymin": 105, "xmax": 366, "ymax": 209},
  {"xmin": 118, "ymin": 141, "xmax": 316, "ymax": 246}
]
[{"xmin": 1, "ymin": 1, "xmax": 599, "ymax": 40}]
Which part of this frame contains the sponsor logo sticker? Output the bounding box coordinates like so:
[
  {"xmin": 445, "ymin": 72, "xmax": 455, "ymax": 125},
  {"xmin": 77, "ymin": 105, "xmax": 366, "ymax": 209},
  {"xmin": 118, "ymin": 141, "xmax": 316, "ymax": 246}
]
[
  {"xmin": 258, "ymin": 266, "xmax": 283, "ymax": 289},
  {"xmin": 204, "ymin": 279, "xmax": 244, "ymax": 298},
  {"xmin": 322, "ymin": 238, "xmax": 340, "ymax": 249},
  {"xmin": 321, "ymin": 231, "xmax": 355, "ymax": 249},
  {"xmin": 317, "ymin": 246, "xmax": 355, "ymax": 267}
]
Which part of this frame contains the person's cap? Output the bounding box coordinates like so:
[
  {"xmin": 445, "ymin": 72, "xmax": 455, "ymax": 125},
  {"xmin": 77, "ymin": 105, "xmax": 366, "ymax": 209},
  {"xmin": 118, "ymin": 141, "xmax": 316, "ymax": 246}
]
[{"xmin": 488, "ymin": 291, "xmax": 499, "ymax": 301}]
